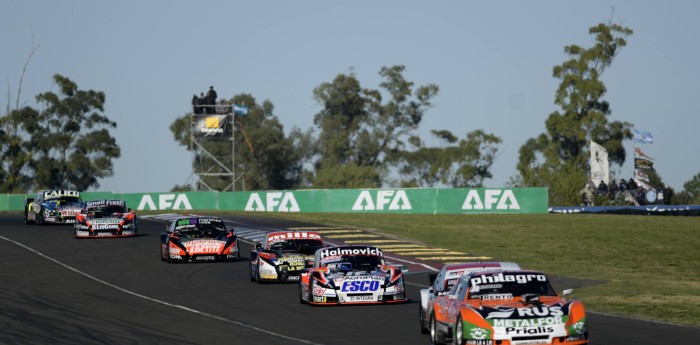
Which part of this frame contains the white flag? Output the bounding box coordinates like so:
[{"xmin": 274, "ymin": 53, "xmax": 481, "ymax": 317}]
[{"xmin": 590, "ymin": 141, "xmax": 609, "ymax": 187}]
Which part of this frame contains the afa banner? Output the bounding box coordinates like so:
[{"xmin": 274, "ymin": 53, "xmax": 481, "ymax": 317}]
[
  {"xmin": 193, "ymin": 115, "xmax": 230, "ymax": 139},
  {"xmin": 633, "ymin": 129, "xmax": 654, "ymax": 144}
]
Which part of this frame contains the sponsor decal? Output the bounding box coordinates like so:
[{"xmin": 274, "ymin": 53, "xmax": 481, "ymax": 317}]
[
  {"xmin": 93, "ymin": 223, "xmax": 120, "ymax": 230},
  {"xmin": 319, "ymin": 247, "xmax": 382, "ymax": 259},
  {"xmin": 185, "ymin": 241, "xmax": 223, "ymax": 253},
  {"xmin": 170, "ymin": 254, "xmax": 182, "ymax": 259},
  {"xmin": 480, "ymin": 294, "xmax": 512, "ymax": 300},
  {"xmin": 494, "ymin": 316, "xmax": 563, "ymax": 327},
  {"xmin": 470, "ymin": 273, "xmax": 547, "ymax": 286},
  {"xmin": 466, "ymin": 340, "xmax": 492, "ymax": 345},
  {"xmin": 462, "ymin": 189, "xmax": 520, "ymax": 210},
  {"xmin": 86, "ymin": 200, "xmax": 125, "ymax": 207},
  {"xmin": 43, "ymin": 190, "xmax": 80, "ymax": 199},
  {"xmin": 245, "ymin": 192, "xmax": 300, "ymax": 212},
  {"xmin": 469, "ymin": 328, "xmax": 489, "ymax": 340},
  {"xmin": 195, "ymin": 256, "xmax": 215, "ymax": 261},
  {"xmin": 312, "ymin": 285, "xmax": 326, "ymax": 297},
  {"xmin": 137, "ymin": 194, "xmax": 192, "ymax": 211},
  {"xmin": 352, "ymin": 190, "xmax": 412, "ymax": 211},
  {"xmin": 504, "ymin": 326, "xmax": 554, "ymax": 336},
  {"xmin": 340, "ymin": 280, "xmax": 380, "ymax": 292},
  {"xmin": 267, "ymin": 232, "xmax": 321, "ymax": 244},
  {"xmin": 345, "ymin": 295, "xmax": 375, "ymax": 302}
]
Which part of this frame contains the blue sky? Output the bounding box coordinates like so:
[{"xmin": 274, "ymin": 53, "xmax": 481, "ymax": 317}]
[{"xmin": 2, "ymin": 1, "xmax": 698, "ymax": 193}]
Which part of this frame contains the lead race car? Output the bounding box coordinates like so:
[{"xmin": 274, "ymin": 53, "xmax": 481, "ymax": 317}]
[
  {"xmin": 74, "ymin": 199, "xmax": 137, "ymax": 238},
  {"xmin": 299, "ymin": 245, "xmax": 406, "ymax": 305},
  {"xmin": 25, "ymin": 190, "xmax": 84, "ymax": 225},
  {"xmin": 160, "ymin": 216, "xmax": 239, "ymax": 263},
  {"xmin": 419, "ymin": 262, "xmax": 522, "ymax": 334},
  {"xmin": 249, "ymin": 231, "xmax": 325, "ymax": 283},
  {"xmin": 429, "ymin": 270, "xmax": 588, "ymax": 345}
]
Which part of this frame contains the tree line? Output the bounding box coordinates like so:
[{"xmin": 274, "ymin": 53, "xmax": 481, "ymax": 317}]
[{"xmin": 2, "ymin": 21, "xmax": 699, "ymax": 205}]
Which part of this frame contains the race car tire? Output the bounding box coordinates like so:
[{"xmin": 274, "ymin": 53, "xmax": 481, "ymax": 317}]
[
  {"xmin": 160, "ymin": 245, "xmax": 166, "ymax": 261},
  {"xmin": 454, "ymin": 315, "xmax": 466, "ymax": 345},
  {"xmin": 36, "ymin": 208, "xmax": 44, "ymax": 225},
  {"xmin": 248, "ymin": 262, "xmax": 256, "ymax": 282},
  {"xmin": 253, "ymin": 261, "xmax": 262, "ymax": 283},
  {"xmin": 419, "ymin": 303, "xmax": 430, "ymax": 334},
  {"xmin": 25, "ymin": 205, "xmax": 34, "ymax": 224},
  {"xmin": 298, "ymin": 281, "xmax": 306, "ymax": 304},
  {"xmin": 430, "ymin": 312, "xmax": 445, "ymax": 345}
]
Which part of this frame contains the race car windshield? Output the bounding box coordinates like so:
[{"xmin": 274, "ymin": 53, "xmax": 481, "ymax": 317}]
[
  {"xmin": 339, "ymin": 255, "xmax": 383, "ymax": 271},
  {"xmin": 468, "ymin": 274, "xmax": 557, "ymax": 299},
  {"xmin": 48, "ymin": 197, "xmax": 82, "ymax": 206},
  {"xmin": 269, "ymin": 239, "xmax": 323, "ymax": 254},
  {"xmin": 175, "ymin": 223, "xmax": 227, "ymax": 239},
  {"xmin": 88, "ymin": 205, "xmax": 127, "ymax": 216}
]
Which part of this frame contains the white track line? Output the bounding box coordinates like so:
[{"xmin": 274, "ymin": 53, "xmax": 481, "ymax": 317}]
[{"xmin": 0, "ymin": 235, "xmax": 321, "ymax": 345}]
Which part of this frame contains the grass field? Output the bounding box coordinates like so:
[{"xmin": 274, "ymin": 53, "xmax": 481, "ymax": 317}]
[{"xmin": 250, "ymin": 212, "xmax": 700, "ymax": 327}]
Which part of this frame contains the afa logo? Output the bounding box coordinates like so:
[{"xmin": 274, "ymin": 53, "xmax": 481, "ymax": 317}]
[
  {"xmin": 245, "ymin": 192, "xmax": 300, "ymax": 212},
  {"xmin": 137, "ymin": 194, "xmax": 192, "ymax": 210},
  {"xmin": 352, "ymin": 190, "xmax": 412, "ymax": 211},
  {"xmin": 462, "ymin": 189, "xmax": 520, "ymax": 210}
]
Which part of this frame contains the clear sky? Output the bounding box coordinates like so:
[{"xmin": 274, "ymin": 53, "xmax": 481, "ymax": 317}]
[{"xmin": 2, "ymin": 0, "xmax": 698, "ymax": 193}]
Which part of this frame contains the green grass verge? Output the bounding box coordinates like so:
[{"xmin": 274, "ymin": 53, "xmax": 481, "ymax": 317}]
[{"xmin": 245, "ymin": 212, "xmax": 700, "ymax": 327}]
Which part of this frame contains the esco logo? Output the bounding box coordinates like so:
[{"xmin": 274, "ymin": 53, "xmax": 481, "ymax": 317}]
[{"xmin": 341, "ymin": 280, "xmax": 380, "ymax": 292}]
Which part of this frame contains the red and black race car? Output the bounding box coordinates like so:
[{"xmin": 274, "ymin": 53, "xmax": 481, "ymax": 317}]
[{"xmin": 160, "ymin": 216, "xmax": 239, "ymax": 263}]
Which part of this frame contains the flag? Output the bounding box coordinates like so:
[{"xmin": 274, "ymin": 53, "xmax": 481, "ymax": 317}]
[
  {"xmin": 633, "ymin": 128, "xmax": 653, "ymax": 144},
  {"xmin": 233, "ymin": 104, "xmax": 249, "ymax": 115},
  {"xmin": 635, "ymin": 179, "xmax": 652, "ymax": 191},
  {"xmin": 634, "ymin": 169, "xmax": 650, "ymax": 183},
  {"xmin": 590, "ymin": 141, "xmax": 609, "ymax": 186},
  {"xmin": 634, "ymin": 157, "xmax": 655, "ymax": 170},
  {"xmin": 634, "ymin": 146, "xmax": 655, "ymax": 161}
]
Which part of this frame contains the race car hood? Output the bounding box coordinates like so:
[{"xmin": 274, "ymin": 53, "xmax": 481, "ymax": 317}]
[
  {"xmin": 45, "ymin": 203, "xmax": 82, "ymax": 216},
  {"xmin": 268, "ymin": 252, "xmax": 313, "ymax": 266},
  {"xmin": 182, "ymin": 239, "xmax": 226, "ymax": 255},
  {"xmin": 461, "ymin": 298, "xmax": 587, "ymax": 341}
]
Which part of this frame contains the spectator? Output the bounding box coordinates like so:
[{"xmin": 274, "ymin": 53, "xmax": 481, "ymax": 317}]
[
  {"xmin": 663, "ymin": 185, "xmax": 674, "ymax": 205},
  {"xmin": 206, "ymin": 86, "xmax": 217, "ymax": 114},
  {"xmin": 192, "ymin": 94, "xmax": 203, "ymax": 115},
  {"xmin": 580, "ymin": 179, "xmax": 595, "ymax": 206},
  {"xmin": 627, "ymin": 178, "xmax": 638, "ymax": 192},
  {"xmin": 615, "ymin": 178, "xmax": 627, "ymax": 202},
  {"xmin": 596, "ymin": 180, "xmax": 609, "ymax": 196},
  {"xmin": 608, "ymin": 181, "xmax": 617, "ymax": 203}
]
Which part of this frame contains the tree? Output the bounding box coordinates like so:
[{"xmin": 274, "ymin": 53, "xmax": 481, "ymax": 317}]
[
  {"xmin": 311, "ymin": 65, "xmax": 439, "ymax": 188},
  {"xmin": 516, "ymin": 21, "xmax": 634, "ymax": 205},
  {"xmin": 674, "ymin": 172, "xmax": 700, "ymax": 205},
  {"xmin": 396, "ymin": 130, "xmax": 502, "ymax": 188},
  {"xmin": 170, "ymin": 94, "xmax": 309, "ymax": 191},
  {"xmin": 0, "ymin": 74, "xmax": 120, "ymax": 192}
]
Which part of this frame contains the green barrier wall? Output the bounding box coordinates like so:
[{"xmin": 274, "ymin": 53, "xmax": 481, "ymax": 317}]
[{"xmin": 2, "ymin": 188, "xmax": 548, "ymax": 214}]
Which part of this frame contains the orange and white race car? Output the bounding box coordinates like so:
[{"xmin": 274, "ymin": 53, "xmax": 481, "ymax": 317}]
[
  {"xmin": 249, "ymin": 231, "xmax": 325, "ymax": 283},
  {"xmin": 74, "ymin": 199, "xmax": 137, "ymax": 238},
  {"xmin": 429, "ymin": 270, "xmax": 588, "ymax": 345},
  {"xmin": 298, "ymin": 245, "xmax": 406, "ymax": 305},
  {"xmin": 160, "ymin": 216, "xmax": 239, "ymax": 263}
]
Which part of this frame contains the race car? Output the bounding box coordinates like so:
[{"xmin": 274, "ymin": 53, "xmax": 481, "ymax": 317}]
[
  {"xmin": 25, "ymin": 190, "xmax": 84, "ymax": 225},
  {"xmin": 249, "ymin": 231, "xmax": 325, "ymax": 283},
  {"xmin": 298, "ymin": 245, "xmax": 406, "ymax": 305},
  {"xmin": 419, "ymin": 262, "xmax": 521, "ymax": 334},
  {"xmin": 429, "ymin": 270, "xmax": 588, "ymax": 345},
  {"xmin": 160, "ymin": 216, "xmax": 239, "ymax": 263},
  {"xmin": 74, "ymin": 199, "xmax": 137, "ymax": 238}
]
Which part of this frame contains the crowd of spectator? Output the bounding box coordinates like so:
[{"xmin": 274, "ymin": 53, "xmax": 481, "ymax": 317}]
[
  {"xmin": 192, "ymin": 86, "xmax": 218, "ymax": 114},
  {"xmin": 580, "ymin": 178, "xmax": 673, "ymax": 206}
]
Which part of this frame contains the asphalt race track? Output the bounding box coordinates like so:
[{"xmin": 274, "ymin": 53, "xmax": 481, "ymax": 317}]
[{"xmin": 1, "ymin": 213, "xmax": 698, "ymax": 344}]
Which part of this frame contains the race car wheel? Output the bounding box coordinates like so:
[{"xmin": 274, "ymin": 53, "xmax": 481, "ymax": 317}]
[
  {"xmin": 419, "ymin": 303, "xmax": 429, "ymax": 334},
  {"xmin": 454, "ymin": 316, "xmax": 467, "ymax": 345},
  {"xmin": 160, "ymin": 245, "xmax": 166, "ymax": 261},
  {"xmin": 248, "ymin": 262, "xmax": 256, "ymax": 282},
  {"xmin": 298, "ymin": 281, "xmax": 306, "ymax": 304},
  {"xmin": 430, "ymin": 313, "xmax": 445, "ymax": 345},
  {"xmin": 36, "ymin": 208, "xmax": 44, "ymax": 225}
]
